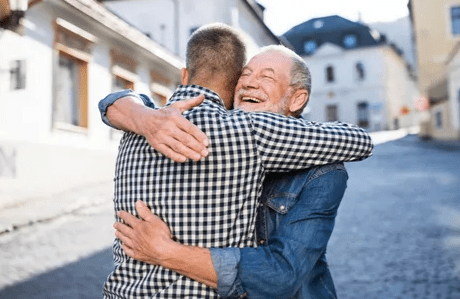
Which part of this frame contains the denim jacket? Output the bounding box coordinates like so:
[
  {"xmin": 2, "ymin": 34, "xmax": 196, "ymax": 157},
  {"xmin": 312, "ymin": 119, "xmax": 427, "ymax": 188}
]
[
  {"xmin": 98, "ymin": 89, "xmax": 156, "ymax": 128},
  {"xmin": 211, "ymin": 163, "xmax": 348, "ymax": 298}
]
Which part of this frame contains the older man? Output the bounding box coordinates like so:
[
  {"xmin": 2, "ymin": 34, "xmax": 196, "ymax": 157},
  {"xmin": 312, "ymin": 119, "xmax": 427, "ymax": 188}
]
[{"xmin": 100, "ymin": 24, "xmax": 372, "ymax": 298}]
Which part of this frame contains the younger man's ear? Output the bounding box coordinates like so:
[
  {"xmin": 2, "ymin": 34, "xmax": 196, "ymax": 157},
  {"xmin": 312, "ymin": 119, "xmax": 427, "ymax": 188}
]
[
  {"xmin": 180, "ymin": 68, "xmax": 190, "ymax": 85},
  {"xmin": 289, "ymin": 89, "xmax": 309, "ymax": 116}
]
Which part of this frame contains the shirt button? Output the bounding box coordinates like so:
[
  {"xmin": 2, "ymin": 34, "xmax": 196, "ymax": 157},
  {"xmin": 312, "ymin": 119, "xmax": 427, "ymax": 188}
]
[
  {"xmin": 280, "ymin": 205, "xmax": 286, "ymax": 211},
  {"xmin": 240, "ymin": 293, "xmax": 247, "ymax": 298},
  {"xmin": 259, "ymin": 203, "xmax": 264, "ymax": 207},
  {"xmin": 259, "ymin": 239, "xmax": 265, "ymax": 245}
]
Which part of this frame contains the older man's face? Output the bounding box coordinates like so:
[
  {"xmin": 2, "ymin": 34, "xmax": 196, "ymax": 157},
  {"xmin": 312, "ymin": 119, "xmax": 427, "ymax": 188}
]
[{"xmin": 233, "ymin": 50, "xmax": 294, "ymax": 116}]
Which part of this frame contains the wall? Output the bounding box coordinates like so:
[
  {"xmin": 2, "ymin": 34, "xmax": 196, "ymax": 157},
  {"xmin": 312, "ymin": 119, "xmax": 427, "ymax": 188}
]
[
  {"xmin": 382, "ymin": 46, "xmax": 419, "ymax": 130},
  {"xmin": 411, "ymin": 0, "xmax": 460, "ymax": 94},
  {"xmin": 448, "ymin": 50, "xmax": 460, "ymax": 135},
  {"xmin": 103, "ymin": 0, "xmax": 278, "ymax": 61},
  {"xmin": 429, "ymin": 101, "xmax": 458, "ymax": 140},
  {"xmin": 303, "ymin": 43, "xmax": 418, "ymax": 132},
  {"xmin": 304, "ymin": 45, "xmax": 388, "ymax": 131},
  {"xmin": 0, "ymin": 0, "xmax": 180, "ymax": 206}
]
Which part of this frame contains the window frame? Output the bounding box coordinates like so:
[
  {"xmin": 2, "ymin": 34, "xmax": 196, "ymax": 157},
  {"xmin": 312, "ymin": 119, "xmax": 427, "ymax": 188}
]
[
  {"xmin": 435, "ymin": 111, "xmax": 443, "ymax": 128},
  {"xmin": 446, "ymin": 3, "xmax": 460, "ymax": 39},
  {"xmin": 52, "ymin": 19, "xmax": 95, "ymax": 131},
  {"xmin": 10, "ymin": 59, "xmax": 26, "ymax": 91},
  {"xmin": 450, "ymin": 5, "xmax": 460, "ymax": 37},
  {"xmin": 326, "ymin": 104, "xmax": 338, "ymax": 122},
  {"xmin": 355, "ymin": 62, "xmax": 365, "ymax": 81},
  {"xmin": 303, "ymin": 40, "xmax": 318, "ymax": 55},
  {"xmin": 357, "ymin": 101, "xmax": 370, "ymax": 128},
  {"xmin": 343, "ymin": 34, "xmax": 358, "ymax": 49},
  {"xmin": 326, "ymin": 65, "xmax": 335, "ymax": 83}
]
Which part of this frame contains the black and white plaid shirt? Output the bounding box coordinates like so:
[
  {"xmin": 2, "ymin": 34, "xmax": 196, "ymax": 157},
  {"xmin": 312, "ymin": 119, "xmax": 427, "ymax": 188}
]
[{"xmin": 103, "ymin": 85, "xmax": 373, "ymax": 298}]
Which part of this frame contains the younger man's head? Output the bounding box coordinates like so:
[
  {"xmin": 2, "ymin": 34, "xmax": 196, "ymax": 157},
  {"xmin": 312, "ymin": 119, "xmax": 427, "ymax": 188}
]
[{"xmin": 182, "ymin": 23, "xmax": 247, "ymax": 109}]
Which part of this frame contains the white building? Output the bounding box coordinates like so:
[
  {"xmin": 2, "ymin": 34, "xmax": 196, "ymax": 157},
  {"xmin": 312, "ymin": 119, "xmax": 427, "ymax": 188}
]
[
  {"xmin": 283, "ymin": 16, "xmax": 419, "ymax": 132},
  {"xmin": 0, "ymin": 0, "xmax": 181, "ymax": 206},
  {"xmin": 99, "ymin": 0, "xmax": 282, "ymax": 59}
]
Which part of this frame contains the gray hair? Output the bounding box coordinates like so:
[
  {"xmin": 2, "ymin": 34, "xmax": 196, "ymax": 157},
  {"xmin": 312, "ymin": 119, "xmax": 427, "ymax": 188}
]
[{"xmin": 258, "ymin": 45, "xmax": 312, "ymax": 116}]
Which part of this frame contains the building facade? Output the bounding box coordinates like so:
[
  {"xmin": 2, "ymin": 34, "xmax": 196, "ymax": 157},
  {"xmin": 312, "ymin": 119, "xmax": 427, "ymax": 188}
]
[
  {"xmin": 0, "ymin": 0, "xmax": 181, "ymax": 206},
  {"xmin": 409, "ymin": 0, "xmax": 460, "ymax": 139},
  {"xmin": 99, "ymin": 0, "xmax": 282, "ymax": 60},
  {"xmin": 283, "ymin": 16, "xmax": 418, "ymax": 132}
]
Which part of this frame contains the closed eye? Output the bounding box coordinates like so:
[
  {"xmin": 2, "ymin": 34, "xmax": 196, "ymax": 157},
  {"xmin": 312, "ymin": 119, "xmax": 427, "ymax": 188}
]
[{"xmin": 262, "ymin": 75, "xmax": 274, "ymax": 81}]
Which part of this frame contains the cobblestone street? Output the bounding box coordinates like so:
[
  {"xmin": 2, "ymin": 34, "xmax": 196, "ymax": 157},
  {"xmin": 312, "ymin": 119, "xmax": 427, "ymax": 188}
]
[
  {"xmin": 0, "ymin": 134, "xmax": 460, "ymax": 298},
  {"xmin": 329, "ymin": 136, "xmax": 460, "ymax": 299}
]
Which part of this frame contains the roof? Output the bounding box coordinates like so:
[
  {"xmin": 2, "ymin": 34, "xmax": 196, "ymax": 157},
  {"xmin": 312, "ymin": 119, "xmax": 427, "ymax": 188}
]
[
  {"xmin": 56, "ymin": 0, "xmax": 183, "ymax": 70},
  {"xmin": 282, "ymin": 15, "xmax": 386, "ymax": 56},
  {"xmin": 241, "ymin": 0, "xmax": 283, "ymax": 45},
  {"xmin": 98, "ymin": 0, "xmax": 283, "ymax": 45}
]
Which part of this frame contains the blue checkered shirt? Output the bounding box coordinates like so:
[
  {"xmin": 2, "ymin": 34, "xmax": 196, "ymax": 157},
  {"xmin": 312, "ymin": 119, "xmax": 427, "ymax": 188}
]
[{"xmin": 102, "ymin": 85, "xmax": 373, "ymax": 298}]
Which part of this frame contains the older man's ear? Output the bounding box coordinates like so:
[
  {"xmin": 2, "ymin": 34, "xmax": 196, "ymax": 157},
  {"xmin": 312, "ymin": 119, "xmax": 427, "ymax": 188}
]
[{"xmin": 288, "ymin": 89, "xmax": 309, "ymax": 116}]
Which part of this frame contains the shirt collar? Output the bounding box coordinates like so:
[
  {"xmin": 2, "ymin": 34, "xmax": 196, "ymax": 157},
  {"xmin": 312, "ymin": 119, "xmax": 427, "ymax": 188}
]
[{"xmin": 169, "ymin": 84, "xmax": 226, "ymax": 108}]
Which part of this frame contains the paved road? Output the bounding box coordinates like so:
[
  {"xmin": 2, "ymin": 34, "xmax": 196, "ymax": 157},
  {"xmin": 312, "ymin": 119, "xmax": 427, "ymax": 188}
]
[
  {"xmin": 1, "ymin": 135, "xmax": 460, "ymax": 298},
  {"xmin": 328, "ymin": 136, "xmax": 460, "ymax": 299}
]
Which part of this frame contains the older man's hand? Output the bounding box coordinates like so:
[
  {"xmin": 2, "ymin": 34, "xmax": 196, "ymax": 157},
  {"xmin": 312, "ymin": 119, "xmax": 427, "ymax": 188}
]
[{"xmin": 114, "ymin": 200, "xmax": 175, "ymax": 265}]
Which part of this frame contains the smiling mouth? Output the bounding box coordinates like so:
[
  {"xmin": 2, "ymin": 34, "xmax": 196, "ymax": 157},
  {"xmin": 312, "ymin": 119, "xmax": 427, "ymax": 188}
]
[{"xmin": 242, "ymin": 97, "xmax": 262, "ymax": 103}]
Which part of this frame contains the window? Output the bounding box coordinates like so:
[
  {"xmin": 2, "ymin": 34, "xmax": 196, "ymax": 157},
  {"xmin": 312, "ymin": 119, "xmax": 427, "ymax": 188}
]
[
  {"xmin": 435, "ymin": 111, "xmax": 443, "ymax": 128},
  {"xmin": 54, "ymin": 54, "xmax": 86, "ymax": 126},
  {"xmin": 356, "ymin": 62, "xmax": 365, "ymax": 81},
  {"xmin": 313, "ymin": 20, "xmax": 324, "ymax": 29},
  {"xmin": 326, "ymin": 105, "xmax": 338, "ymax": 122},
  {"xmin": 113, "ymin": 76, "xmax": 134, "ymax": 91},
  {"xmin": 53, "ymin": 19, "xmax": 95, "ymax": 129},
  {"xmin": 451, "ymin": 6, "xmax": 460, "ymax": 35},
  {"xmin": 150, "ymin": 71, "xmax": 172, "ymax": 106},
  {"xmin": 304, "ymin": 40, "xmax": 317, "ymax": 54},
  {"xmin": 10, "ymin": 60, "xmax": 26, "ymax": 90},
  {"xmin": 357, "ymin": 102, "xmax": 369, "ymax": 128},
  {"xmin": 343, "ymin": 34, "xmax": 358, "ymax": 48},
  {"xmin": 111, "ymin": 50, "xmax": 137, "ymax": 92},
  {"xmin": 110, "ymin": 50, "xmax": 138, "ymax": 140},
  {"xmin": 326, "ymin": 66, "xmax": 334, "ymax": 83}
]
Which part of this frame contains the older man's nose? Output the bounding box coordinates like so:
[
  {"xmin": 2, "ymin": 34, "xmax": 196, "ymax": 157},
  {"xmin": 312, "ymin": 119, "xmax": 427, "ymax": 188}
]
[{"xmin": 242, "ymin": 73, "xmax": 259, "ymax": 89}]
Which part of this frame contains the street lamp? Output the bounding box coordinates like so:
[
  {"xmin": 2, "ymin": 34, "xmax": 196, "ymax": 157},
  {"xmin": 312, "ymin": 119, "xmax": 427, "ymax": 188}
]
[{"xmin": 0, "ymin": 0, "xmax": 28, "ymax": 30}]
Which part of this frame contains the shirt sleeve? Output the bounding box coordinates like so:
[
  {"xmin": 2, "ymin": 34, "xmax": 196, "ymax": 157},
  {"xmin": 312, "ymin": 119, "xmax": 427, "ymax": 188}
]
[
  {"xmin": 248, "ymin": 112, "xmax": 373, "ymax": 172},
  {"xmin": 209, "ymin": 247, "xmax": 241, "ymax": 298},
  {"xmin": 98, "ymin": 89, "xmax": 157, "ymax": 128},
  {"xmin": 222, "ymin": 166, "xmax": 348, "ymax": 299}
]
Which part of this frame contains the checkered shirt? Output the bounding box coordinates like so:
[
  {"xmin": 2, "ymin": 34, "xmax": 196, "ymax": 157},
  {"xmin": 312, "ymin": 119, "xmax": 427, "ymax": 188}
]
[{"xmin": 103, "ymin": 85, "xmax": 373, "ymax": 299}]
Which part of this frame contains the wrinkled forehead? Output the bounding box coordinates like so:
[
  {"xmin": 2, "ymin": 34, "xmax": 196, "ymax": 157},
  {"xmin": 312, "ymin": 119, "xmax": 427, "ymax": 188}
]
[{"xmin": 245, "ymin": 51, "xmax": 293, "ymax": 76}]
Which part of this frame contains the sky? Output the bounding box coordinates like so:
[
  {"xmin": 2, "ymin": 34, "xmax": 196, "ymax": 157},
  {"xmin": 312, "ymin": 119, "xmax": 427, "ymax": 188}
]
[{"xmin": 256, "ymin": 0, "xmax": 411, "ymax": 35}]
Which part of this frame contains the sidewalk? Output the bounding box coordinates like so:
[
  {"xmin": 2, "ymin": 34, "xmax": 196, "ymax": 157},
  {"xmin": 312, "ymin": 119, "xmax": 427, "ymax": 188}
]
[
  {"xmin": 0, "ymin": 181, "xmax": 113, "ymax": 234},
  {"xmin": 369, "ymin": 126, "xmax": 420, "ymax": 145}
]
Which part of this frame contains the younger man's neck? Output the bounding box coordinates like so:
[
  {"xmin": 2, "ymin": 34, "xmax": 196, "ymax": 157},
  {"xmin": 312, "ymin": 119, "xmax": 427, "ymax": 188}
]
[{"xmin": 190, "ymin": 79, "xmax": 234, "ymax": 110}]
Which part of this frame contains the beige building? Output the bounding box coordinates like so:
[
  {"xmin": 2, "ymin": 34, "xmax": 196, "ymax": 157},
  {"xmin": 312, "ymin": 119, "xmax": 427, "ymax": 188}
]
[{"xmin": 409, "ymin": 0, "xmax": 460, "ymax": 139}]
